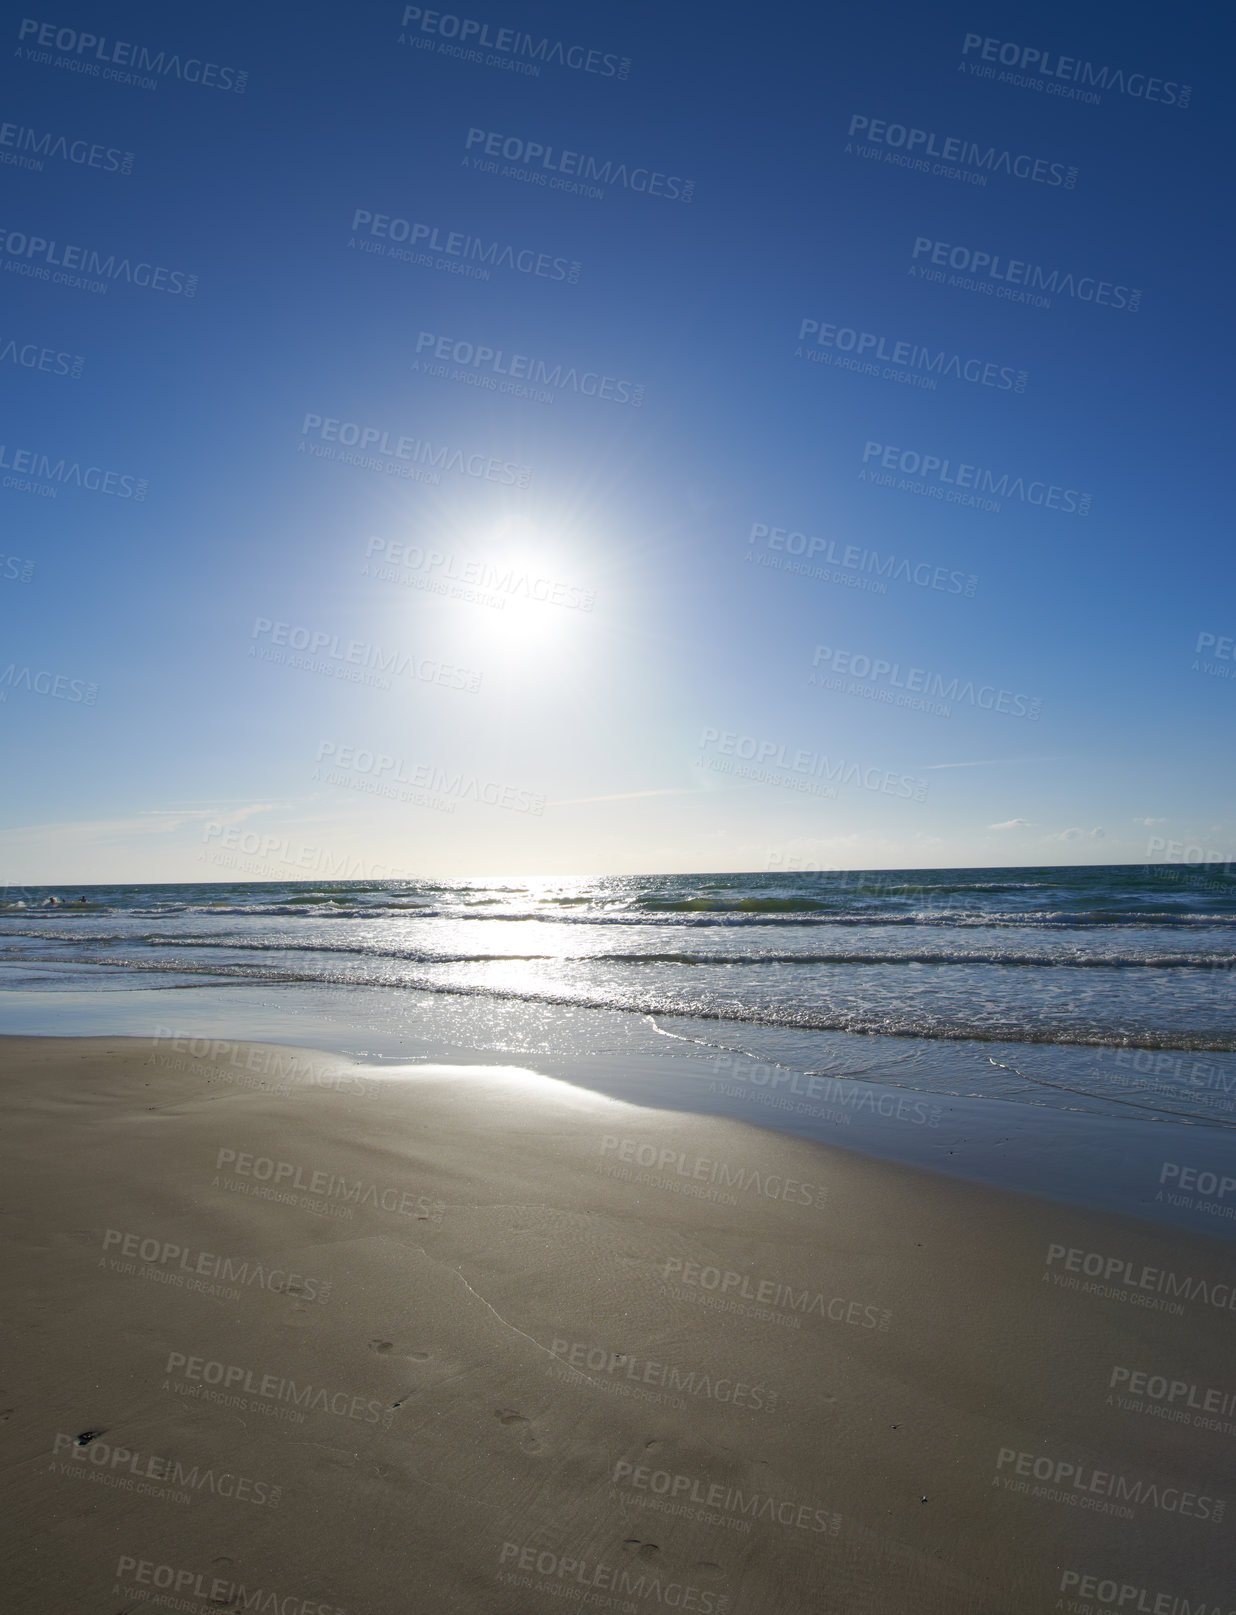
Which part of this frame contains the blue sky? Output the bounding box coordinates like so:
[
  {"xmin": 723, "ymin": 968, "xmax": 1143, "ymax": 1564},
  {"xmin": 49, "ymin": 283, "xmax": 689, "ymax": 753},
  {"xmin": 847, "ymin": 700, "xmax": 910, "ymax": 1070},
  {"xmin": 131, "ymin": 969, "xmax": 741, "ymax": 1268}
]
[{"xmin": 0, "ymin": 0, "xmax": 1230, "ymax": 880}]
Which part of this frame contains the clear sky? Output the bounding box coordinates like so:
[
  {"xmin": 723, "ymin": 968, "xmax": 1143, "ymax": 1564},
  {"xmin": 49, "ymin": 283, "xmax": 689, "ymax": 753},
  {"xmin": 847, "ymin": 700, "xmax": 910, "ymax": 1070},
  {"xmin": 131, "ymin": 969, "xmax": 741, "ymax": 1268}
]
[{"xmin": 0, "ymin": 0, "xmax": 1230, "ymax": 881}]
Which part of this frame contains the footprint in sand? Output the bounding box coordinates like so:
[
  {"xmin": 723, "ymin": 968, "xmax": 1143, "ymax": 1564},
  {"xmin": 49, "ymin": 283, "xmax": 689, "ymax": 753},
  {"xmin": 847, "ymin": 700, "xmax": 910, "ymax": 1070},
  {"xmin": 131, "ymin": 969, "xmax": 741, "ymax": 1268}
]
[
  {"xmin": 494, "ymin": 1408, "xmax": 544, "ymax": 1453},
  {"xmin": 622, "ymin": 1540, "xmax": 660, "ymax": 1561}
]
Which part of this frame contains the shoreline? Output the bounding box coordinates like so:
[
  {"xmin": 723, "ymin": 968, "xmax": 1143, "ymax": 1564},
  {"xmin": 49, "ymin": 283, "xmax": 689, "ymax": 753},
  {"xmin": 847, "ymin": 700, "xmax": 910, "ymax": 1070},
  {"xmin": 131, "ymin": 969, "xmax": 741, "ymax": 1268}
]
[
  {"xmin": 3, "ymin": 984, "xmax": 1236, "ymax": 1233},
  {"xmin": 2, "ymin": 1033, "xmax": 1235, "ymax": 1612}
]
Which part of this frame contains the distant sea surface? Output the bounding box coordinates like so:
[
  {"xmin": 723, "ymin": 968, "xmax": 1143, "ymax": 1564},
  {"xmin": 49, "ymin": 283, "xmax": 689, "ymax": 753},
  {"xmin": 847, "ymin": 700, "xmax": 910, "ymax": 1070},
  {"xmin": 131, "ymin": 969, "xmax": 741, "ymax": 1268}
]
[{"xmin": 2, "ymin": 865, "xmax": 1235, "ymax": 1131}]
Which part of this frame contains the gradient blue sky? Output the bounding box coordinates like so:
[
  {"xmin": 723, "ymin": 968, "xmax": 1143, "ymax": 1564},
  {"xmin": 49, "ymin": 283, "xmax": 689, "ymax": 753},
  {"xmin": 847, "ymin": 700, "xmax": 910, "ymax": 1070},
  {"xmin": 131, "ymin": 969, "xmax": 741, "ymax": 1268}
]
[{"xmin": 1, "ymin": 0, "xmax": 1230, "ymax": 880}]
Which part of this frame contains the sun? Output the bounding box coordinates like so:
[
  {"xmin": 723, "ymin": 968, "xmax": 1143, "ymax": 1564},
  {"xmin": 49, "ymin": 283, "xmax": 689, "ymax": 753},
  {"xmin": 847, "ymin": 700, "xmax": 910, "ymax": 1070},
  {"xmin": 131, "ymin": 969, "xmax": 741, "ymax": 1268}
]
[{"xmin": 452, "ymin": 514, "xmax": 595, "ymax": 657}]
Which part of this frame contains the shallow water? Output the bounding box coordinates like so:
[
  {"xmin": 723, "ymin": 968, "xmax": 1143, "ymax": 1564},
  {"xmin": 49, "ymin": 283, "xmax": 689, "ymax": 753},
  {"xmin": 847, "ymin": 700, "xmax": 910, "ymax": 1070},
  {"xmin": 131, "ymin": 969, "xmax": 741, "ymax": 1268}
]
[{"xmin": 2, "ymin": 866, "xmax": 1235, "ymax": 1144}]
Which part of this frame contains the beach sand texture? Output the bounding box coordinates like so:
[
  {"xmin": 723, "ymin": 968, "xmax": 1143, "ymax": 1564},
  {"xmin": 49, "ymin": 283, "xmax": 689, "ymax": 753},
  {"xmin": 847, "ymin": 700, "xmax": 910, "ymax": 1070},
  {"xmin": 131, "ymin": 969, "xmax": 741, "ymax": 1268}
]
[{"xmin": 1, "ymin": 1035, "xmax": 1232, "ymax": 1614}]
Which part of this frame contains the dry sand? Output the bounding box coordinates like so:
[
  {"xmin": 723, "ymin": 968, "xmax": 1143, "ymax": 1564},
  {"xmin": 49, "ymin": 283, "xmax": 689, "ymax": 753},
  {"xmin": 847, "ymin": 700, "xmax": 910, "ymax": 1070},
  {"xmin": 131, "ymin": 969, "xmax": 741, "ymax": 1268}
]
[{"xmin": 1, "ymin": 1033, "xmax": 1233, "ymax": 1615}]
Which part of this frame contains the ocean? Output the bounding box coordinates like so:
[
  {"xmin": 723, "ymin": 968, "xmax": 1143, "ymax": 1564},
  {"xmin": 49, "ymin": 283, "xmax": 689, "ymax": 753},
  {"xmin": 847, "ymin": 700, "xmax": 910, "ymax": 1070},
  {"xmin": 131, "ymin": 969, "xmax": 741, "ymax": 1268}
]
[{"xmin": 2, "ymin": 864, "xmax": 1234, "ymax": 1136}]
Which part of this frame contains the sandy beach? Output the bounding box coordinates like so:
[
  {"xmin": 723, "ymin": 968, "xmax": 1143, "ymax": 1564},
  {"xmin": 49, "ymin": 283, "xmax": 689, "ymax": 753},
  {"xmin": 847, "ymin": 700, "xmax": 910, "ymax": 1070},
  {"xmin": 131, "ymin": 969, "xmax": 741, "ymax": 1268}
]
[
  {"xmin": 4, "ymin": 0, "xmax": 1227, "ymax": 1600},
  {"xmin": 0, "ymin": 1033, "xmax": 1232, "ymax": 1614}
]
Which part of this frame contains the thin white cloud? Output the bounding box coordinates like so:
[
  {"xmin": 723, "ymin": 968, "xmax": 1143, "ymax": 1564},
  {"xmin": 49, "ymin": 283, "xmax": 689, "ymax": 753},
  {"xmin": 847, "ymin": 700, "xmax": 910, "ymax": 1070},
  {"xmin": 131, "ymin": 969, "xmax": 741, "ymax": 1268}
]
[
  {"xmin": 0, "ymin": 804, "xmax": 282, "ymax": 842},
  {"xmin": 989, "ymin": 818, "xmax": 1034, "ymax": 829},
  {"xmin": 1132, "ymin": 817, "xmax": 1166, "ymax": 826},
  {"xmin": 927, "ymin": 760, "xmax": 1006, "ymax": 771},
  {"xmin": 925, "ymin": 757, "xmax": 1064, "ymax": 770},
  {"xmin": 548, "ymin": 787, "xmax": 698, "ymax": 808}
]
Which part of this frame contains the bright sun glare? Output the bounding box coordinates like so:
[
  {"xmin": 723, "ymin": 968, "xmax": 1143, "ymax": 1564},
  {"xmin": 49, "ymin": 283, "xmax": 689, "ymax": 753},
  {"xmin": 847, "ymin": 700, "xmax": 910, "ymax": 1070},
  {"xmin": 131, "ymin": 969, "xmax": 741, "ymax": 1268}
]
[{"xmin": 455, "ymin": 513, "xmax": 591, "ymax": 656}]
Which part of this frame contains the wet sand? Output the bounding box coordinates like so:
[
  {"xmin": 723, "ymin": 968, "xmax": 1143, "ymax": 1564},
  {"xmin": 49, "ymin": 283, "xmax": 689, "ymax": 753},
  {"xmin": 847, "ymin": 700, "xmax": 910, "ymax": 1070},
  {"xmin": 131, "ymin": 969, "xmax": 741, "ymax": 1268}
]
[{"xmin": 1, "ymin": 1033, "xmax": 1233, "ymax": 1614}]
